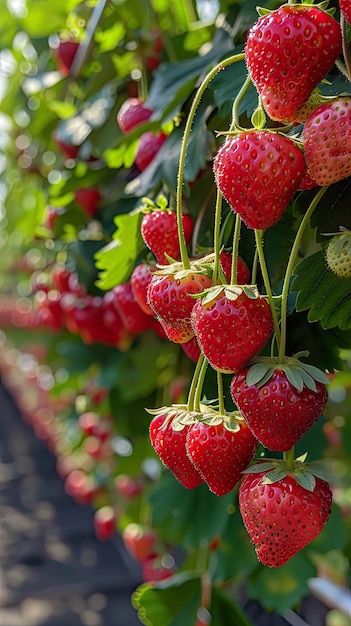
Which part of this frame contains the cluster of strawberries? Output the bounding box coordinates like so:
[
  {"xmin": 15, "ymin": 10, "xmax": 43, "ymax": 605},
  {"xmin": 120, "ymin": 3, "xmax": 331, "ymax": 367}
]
[{"xmin": 142, "ymin": 2, "xmax": 351, "ymax": 568}]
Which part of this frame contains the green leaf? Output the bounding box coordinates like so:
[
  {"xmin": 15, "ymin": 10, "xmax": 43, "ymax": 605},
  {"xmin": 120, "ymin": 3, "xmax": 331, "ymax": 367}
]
[
  {"xmin": 306, "ymin": 503, "xmax": 347, "ymax": 554},
  {"xmin": 247, "ymin": 553, "xmax": 315, "ymax": 614},
  {"xmin": 309, "ymin": 178, "xmax": 351, "ymax": 239},
  {"xmin": 284, "ymin": 367, "xmax": 304, "ymax": 392},
  {"xmin": 261, "ymin": 468, "xmax": 288, "ymax": 484},
  {"xmin": 298, "ymin": 362, "xmax": 331, "ymax": 385},
  {"xmin": 292, "ymin": 250, "xmax": 351, "ymax": 331},
  {"xmin": 95, "ymin": 211, "xmax": 144, "ymax": 290},
  {"xmin": 132, "ymin": 572, "xmax": 201, "ymax": 626},
  {"xmin": 148, "ymin": 473, "xmax": 235, "ymax": 547},
  {"xmin": 296, "ymin": 368, "xmax": 317, "ymax": 392},
  {"xmin": 211, "ymin": 587, "xmax": 254, "ymax": 626},
  {"xmin": 245, "ymin": 363, "xmax": 274, "ymax": 387},
  {"xmin": 293, "ymin": 471, "xmax": 316, "ymax": 492}
]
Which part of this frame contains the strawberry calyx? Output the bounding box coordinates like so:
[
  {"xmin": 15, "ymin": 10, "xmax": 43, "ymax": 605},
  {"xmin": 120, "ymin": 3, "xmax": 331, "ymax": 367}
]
[
  {"xmin": 146, "ymin": 404, "xmax": 246, "ymax": 433},
  {"xmin": 256, "ymin": 1, "xmax": 336, "ymax": 19},
  {"xmin": 242, "ymin": 454, "xmax": 331, "ymax": 492},
  {"xmin": 192, "ymin": 284, "xmax": 261, "ymax": 305},
  {"xmin": 243, "ymin": 353, "xmax": 330, "ymax": 393},
  {"xmin": 152, "ymin": 257, "xmax": 214, "ymax": 279}
]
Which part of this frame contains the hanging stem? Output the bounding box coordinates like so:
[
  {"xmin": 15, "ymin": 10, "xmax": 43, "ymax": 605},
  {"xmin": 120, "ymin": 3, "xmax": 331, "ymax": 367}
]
[
  {"xmin": 341, "ymin": 14, "xmax": 351, "ymax": 82},
  {"xmin": 212, "ymin": 189, "xmax": 224, "ymax": 284},
  {"xmin": 230, "ymin": 214, "xmax": 242, "ymax": 285},
  {"xmin": 284, "ymin": 447, "xmax": 295, "ymax": 472},
  {"xmin": 176, "ymin": 53, "xmax": 245, "ymax": 269},
  {"xmin": 217, "ymin": 371, "xmax": 225, "ymax": 415},
  {"xmin": 278, "ymin": 185, "xmax": 329, "ymax": 363},
  {"xmin": 230, "ymin": 74, "xmax": 252, "ymax": 131},
  {"xmin": 194, "ymin": 358, "xmax": 209, "ymax": 412},
  {"xmin": 254, "ymin": 229, "xmax": 281, "ymax": 347},
  {"xmin": 187, "ymin": 353, "xmax": 205, "ymax": 412}
]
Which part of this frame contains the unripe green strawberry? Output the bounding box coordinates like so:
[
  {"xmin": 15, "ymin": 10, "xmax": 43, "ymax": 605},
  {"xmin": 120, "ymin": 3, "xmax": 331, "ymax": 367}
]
[{"xmin": 326, "ymin": 231, "xmax": 351, "ymax": 278}]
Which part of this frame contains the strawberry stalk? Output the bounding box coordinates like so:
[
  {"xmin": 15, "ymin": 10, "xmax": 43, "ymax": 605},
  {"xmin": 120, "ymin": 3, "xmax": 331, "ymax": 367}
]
[
  {"xmin": 340, "ymin": 13, "xmax": 351, "ymax": 81},
  {"xmin": 230, "ymin": 214, "xmax": 242, "ymax": 285},
  {"xmin": 187, "ymin": 354, "xmax": 206, "ymax": 412},
  {"xmin": 176, "ymin": 53, "xmax": 245, "ymax": 269},
  {"xmin": 194, "ymin": 358, "xmax": 209, "ymax": 412},
  {"xmin": 283, "ymin": 447, "xmax": 295, "ymax": 472},
  {"xmin": 254, "ymin": 229, "xmax": 281, "ymax": 347},
  {"xmin": 278, "ymin": 185, "xmax": 330, "ymax": 364},
  {"xmin": 212, "ymin": 189, "xmax": 224, "ymax": 284},
  {"xmin": 230, "ymin": 74, "xmax": 252, "ymax": 131}
]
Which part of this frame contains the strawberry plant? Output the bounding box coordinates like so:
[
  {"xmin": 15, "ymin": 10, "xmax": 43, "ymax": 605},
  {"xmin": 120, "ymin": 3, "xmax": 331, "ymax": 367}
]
[{"xmin": 1, "ymin": 0, "xmax": 351, "ymax": 624}]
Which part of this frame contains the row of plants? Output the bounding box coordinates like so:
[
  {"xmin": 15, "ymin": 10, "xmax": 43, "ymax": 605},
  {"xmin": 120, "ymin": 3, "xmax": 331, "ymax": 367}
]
[{"xmin": 1, "ymin": 0, "xmax": 351, "ymax": 623}]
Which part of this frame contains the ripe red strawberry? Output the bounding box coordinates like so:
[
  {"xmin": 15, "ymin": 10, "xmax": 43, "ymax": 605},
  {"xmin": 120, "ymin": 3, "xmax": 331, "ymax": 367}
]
[
  {"xmin": 231, "ymin": 364, "xmax": 328, "ymax": 451},
  {"xmin": 141, "ymin": 210, "xmax": 194, "ymax": 264},
  {"xmin": 93, "ymin": 506, "xmax": 116, "ymax": 541},
  {"xmin": 147, "ymin": 268, "xmax": 212, "ymax": 342},
  {"xmin": 340, "ymin": 0, "xmax": 351, "ymax": 23},
  {"xmin": 303, "ymin": 96, "xmax": 351, "ymax": 185},
  {"xmin": 219, "ymin": 250, "xmax": 250, "ymax": 284},
  {"xmin": 149, "ymin": 411, "xmax": 203, "ymax": 489},
  {"xmin": 110, "ymin": 282, "xmax": 158, "ymax": 334},
  {"xmin": 191, "ymin": 286, "xmax": 273, "ymax": 373},
  {"xmin": 239, "ymin": 469, "xmax": 332, "ymax": 567},
  {"xmin": 157, "ymin": 317, "xmax": 195, "ymax": 344},
  {"xmin": 186, "ymin": 414, "xmax": 258, "ymax": 496},
  {"xmin": 52, "ymin": 40, "xmax": 79, "ymax": 76},
  {"xmin": 117, "ymin": 97, "xmax": 153, "ymax": 134},
  {"xmin": 75, "ymin": 187, "xmax": 101, "ymax": 217},
  {"xmin": 131, "ymin": 262, "xmax": 156, "ymax": 315},
  {"xmin": 135, "ymin": 131, "xmax": 168, "ymax": 170},
  {"xmin": 245, "ymin": 5, "xmax": 342, "ymax": 122},
  {"xmin": 122, "ymin": 523, "xmax": 157, "ymax": 562},
  {"xmin": 213, "ymin": 131, "xmax": 306, "ymax": 230}
]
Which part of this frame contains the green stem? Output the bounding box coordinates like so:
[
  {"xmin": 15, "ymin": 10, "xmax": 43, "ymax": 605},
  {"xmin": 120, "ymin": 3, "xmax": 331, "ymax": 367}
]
[
  {"xmin": 230, "ymin": 214, "xmax": 242, "ymax": 285},
  {"xmin": 230, "ymin": 74, "xmax": 252, "ymax": 131},
  {"xmin": 194, "ymin": 358, "xmax": 209, "ymax": 412},
  {"xmin": 187, "ymin": 353, "xmax": 205, "ymax": 412},
  {"xmin": 217, "ymin": 371, "xmax": 225, "ymax": 415},
  {"xmin": 254, "ymin": 229, "xmax": 281, "ymax": 347},
  {"xmin": 278, "ymin": 185, "xmax": 330, "ymax": 363},
  {"xmin": 212, "ymin": 190, "xmax": 223, "ymax": 284},
  {"xmin": 284, "ymin": 447, "xmax": 295, "ymax": 472},
  {"xmin": 176, "ymin": 53, "xmax": 245, "ymax": 269},
  {"xmin": 251, "ymin": 247, "xmax": 258, "ymax": 284}
]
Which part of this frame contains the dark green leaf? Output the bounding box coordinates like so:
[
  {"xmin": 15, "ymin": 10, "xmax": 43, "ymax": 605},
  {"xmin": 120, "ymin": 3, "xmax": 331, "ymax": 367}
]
[
  {"xmin": 248, "ymin": 553, "xmax": 315, "ymax": 614},
  {"xmin": 211, "ymin": 587, "xmax": 254, "ymax": 626},
  {"xmin": 292, "ymin": 250, "xmax": 351, "ymax": 330},
  {"xmin": 95, "ymin": 211, "xmax": 144, "ymax": 290},
  {"xmin": 132, "ymin": 573, "xmax": 201, "ymax": 626}
]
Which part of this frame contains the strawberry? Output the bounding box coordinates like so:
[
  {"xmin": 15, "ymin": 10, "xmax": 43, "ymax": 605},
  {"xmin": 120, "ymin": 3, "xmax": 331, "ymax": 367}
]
[
  {"xmin": 219, "ymin": 250, "xmax": 250, "ymax": 284},
  {"xmin": 147, "ymin": 265, "xmax": 212, "ymax": 342},
  {"xmin": 157, "ymin": 317, "xmax": 195, "ymax": 344},
  {"xmin": 131, "ymin": 262, "xmax": 156, "ymax": 316},
  {"xmin": 186, "ymin": 412, "xmax": 258, "ymax": 496},
  {"xmin": 190, "ymin": 286, "xmax": 273, "ymax": 373},
  {"xmin": 230, "ymin": 359, "xmax": 329, "ymax": 452},
  {"xmin": 52, "ymin": 40, "xmax": 79, "ymax": 76},
  {"xmin": 340, "ymin": 0, "xmax": 351, "ymax": 23},
  {"xmin": 135, "ymin": 131, "xmax": 168, "ymax": 170},
  {"xmin": 75, "ymin": 187, "xmax": 101, "ymax": 218},
  {"xmin": 326, "ymin": 230, "xmax": 351, "ymax": 279},
  {"xmin": 303, "ymin": 96, "xmax": 351, "ymax": 185},
  {"xmin": 213, "ymin": 131, "xmax": 306, "ymax": 230},
  {"xmin": 141, "ymin": 210, "xmax": 194, "ymax": 264},
  {"xmin": 117, "ymin": 97, "xmax": 153, "ymax": 134},
  {"xmin": 239, "ymin": 466, "xmax": 332, "ymax": 567},
  {"xmin": 122, "ymin": 523, "xmax": 158, "ymax": 562},
  {"xmin": 245, "ymin": 5, "xmax": 342, "ymax": 122},
  {"xmin": 181, "ymin": 336, "xmax": 201, "ymax": 362},
  {"xmin": 93, "ymin": 506, "xmax": 116, "ymax": 541},
  {"xmin": 110, "ymin": 282, "xmax": 158, "ymax": 334},
  {"xmin": 149, "ymin": 409, "xmax": 203, "ymax": 489}
]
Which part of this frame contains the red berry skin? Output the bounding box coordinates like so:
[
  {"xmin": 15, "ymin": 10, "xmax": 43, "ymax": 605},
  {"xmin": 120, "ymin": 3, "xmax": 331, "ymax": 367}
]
[
  {"xmin": 191, "ymin": 291, "xmax": 273, "ymax": 373},
  {"xmin": 213, "ymin": 131, "xmax": 306, "ymax": 230},
  {"xmin": 122, "ymin": 523, "xmax": 157, "ymax": 562},
  {"xmin": 239, "ymin": 471, "xmax": 332, "ymax": 567},
  {"xmin": 131, "ymin": 262, "xmax": 156, "ymax": 316},
  {"xmin": 135, "ymin": 131, "xmax": 168, "ymax": 171},
  {"xmin": 75, "ymin": 187, "xmax": 101, "ymax": 217},
  {"xmin": 219, "ymin": 251, "xmax": 250, "ymax": 284},
  {"xmin": 303, "ymin": 96, "xmax": 351, "ymax": 186},
  {"xmin": 245, "ymin": 5, "xmax": 342, "ymax": 122},
  {"xmin": 149, "ymin": 413, "xmax": 203, "ymax": 489},
  {"xmin": 141, "ymin": 211, "xmax": 194, "ymax": 264},
  {"xmin": 186, "ymin": 420, "xmax": 258, "ymax": 496},
  {"xmin": 52, "ymin": 41, "xmax": 79, "ymax": 76},
  {"xmin": 117, "ymin": 97, "xmax": 153, "ymax": 134},
  {"xmin": 147, "ymin": 272, "xmax": 212, "ymax": 341},
  {"xmin": 230, "ymin": 368, "xmax": 328, "ymax": 452},
  {"xmin": 110, "ymin": 282, "xmax": 158, "ymax": 334},
  {"xmin": 93, "ymin": 506, "xmax": 116, "ymax": 541},
  {"xmin": 340, "ymin": 0, "xmax": 351, "ymax": 24},
  {"xmin": 181, "ymin": 336, "xmax": 201, "ymax": 362}
]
